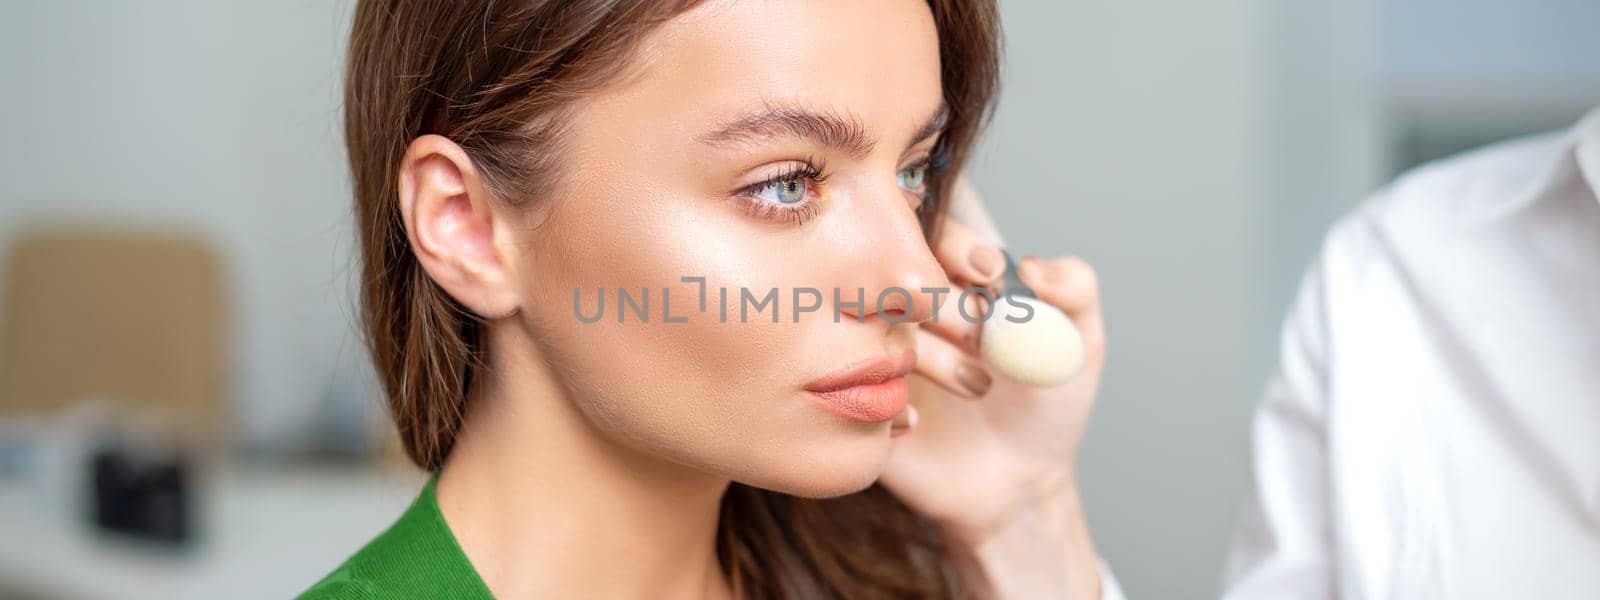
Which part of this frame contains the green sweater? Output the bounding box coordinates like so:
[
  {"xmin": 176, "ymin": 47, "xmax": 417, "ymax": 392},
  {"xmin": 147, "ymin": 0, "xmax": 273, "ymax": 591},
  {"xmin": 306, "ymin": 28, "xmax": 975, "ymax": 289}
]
[{"xmin": 299, "ymin": 473, "xmax": 494, "ymax": 599}]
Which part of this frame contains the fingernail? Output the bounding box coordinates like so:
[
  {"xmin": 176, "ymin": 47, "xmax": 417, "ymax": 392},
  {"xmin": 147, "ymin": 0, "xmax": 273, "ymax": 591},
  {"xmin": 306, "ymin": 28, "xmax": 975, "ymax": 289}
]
[
  {"xmin": 969, "ymin": 245, "xmax": 1004, "ymax": 282},
  {"xmin": 1018, "ymin": 256, "xmax": 1042, "ymax": 285},
  {"xmin": 904, "ymin": 404, "xmax": 920, "ymax": 429},
  {"xmin": 1045, "ymin": 261, "xmax": 1065, "ymax": 284},
  {"xmin": 954, "ymin": 362, "xmax": 993, "ymax": 398}
]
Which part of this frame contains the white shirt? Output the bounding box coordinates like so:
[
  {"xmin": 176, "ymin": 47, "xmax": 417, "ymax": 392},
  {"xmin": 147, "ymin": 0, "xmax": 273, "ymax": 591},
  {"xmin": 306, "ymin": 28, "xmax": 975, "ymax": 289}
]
[{"xmin": 1221, "ymin": 106, "xmax": 1600, "ymax": 599}]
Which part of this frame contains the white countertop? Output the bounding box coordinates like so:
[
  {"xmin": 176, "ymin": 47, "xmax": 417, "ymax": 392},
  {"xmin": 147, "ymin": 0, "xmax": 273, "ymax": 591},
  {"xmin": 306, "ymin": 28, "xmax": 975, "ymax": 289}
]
[{"xmin": 0, "ymin": 442, "xmax": 424, "ymax": 600}]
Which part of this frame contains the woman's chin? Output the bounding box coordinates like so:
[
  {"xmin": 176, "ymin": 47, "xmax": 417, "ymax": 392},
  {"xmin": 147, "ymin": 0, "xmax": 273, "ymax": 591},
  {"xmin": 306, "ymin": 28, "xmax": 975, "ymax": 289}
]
[{"xmin": 734, "ymin": 429, "xmax": 894, "ymax": 498}]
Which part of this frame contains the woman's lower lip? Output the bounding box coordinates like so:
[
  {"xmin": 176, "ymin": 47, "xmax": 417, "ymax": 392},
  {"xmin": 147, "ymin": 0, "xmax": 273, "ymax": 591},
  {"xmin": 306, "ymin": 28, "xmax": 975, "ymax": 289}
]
[{"xmin": 807, "ymin": 376, "xmax": 909, "ymax": 423}]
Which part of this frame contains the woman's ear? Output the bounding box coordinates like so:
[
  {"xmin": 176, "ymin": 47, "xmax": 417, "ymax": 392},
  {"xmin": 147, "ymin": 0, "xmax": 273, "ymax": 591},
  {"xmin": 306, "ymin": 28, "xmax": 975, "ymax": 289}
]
[{"xmin": 397, "ymin": 134, "xmax": 522, "ymax": 320}]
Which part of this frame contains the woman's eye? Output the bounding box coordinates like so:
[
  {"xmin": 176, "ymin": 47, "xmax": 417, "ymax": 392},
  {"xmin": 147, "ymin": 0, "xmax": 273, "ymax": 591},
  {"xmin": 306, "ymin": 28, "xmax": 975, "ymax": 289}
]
[
  {"xmin": 754, "ymin": 176, "xmax": 809, "ymax": 205},
  {"xmin": 898, "ymin": 164, "xmax": 928, "ymax": 191}
]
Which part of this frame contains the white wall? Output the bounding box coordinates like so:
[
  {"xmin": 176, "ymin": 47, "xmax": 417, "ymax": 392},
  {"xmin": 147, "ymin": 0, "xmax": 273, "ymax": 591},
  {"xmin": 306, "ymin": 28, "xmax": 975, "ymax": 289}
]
[
  {"xmin": 1378, "ymin": 0, "xmax": 1600, "ymax": 174},
  {"xmin": 0, "ymin": 1, "xmax": 367, "ymax": 452},
  {"xmin": 1382, "ymin": 0, "xmax": 1600, "ymax": 83}
]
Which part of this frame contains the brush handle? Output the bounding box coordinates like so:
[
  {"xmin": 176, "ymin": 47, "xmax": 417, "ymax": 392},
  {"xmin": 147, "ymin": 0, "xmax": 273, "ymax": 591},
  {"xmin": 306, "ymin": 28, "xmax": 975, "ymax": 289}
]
[{"xmin": 997, "ymin": 249, "xmax": 1036, "ymax": 300}]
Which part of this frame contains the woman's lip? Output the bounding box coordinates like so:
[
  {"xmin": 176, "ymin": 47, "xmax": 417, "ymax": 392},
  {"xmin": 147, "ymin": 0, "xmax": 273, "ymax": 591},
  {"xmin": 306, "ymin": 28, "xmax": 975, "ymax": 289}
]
[
  {"xmin": 808, "ymin": 377, "xmax": 909, "ymax": 423},
  {"xmin": 804, "ymin": 349, "xmax": 917, "ymax": 424},
  {"xmin": 804, "ymin": 349, "xmax": 918, "ymax": 393}
]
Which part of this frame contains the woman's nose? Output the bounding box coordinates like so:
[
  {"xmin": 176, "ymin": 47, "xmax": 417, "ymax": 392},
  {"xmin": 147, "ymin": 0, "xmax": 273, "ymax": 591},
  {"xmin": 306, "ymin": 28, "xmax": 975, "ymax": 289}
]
[{"xmin": 850, "ymin": 185, "xmax": 950, "ymax": 325}]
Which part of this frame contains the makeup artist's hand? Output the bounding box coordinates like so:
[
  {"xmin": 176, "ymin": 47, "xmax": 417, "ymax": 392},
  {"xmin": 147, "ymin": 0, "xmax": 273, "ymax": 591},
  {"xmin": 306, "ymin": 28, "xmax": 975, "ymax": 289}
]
[{"xmin": 879, "ymin": 175, "xmax": 1107, "ymax": 598}]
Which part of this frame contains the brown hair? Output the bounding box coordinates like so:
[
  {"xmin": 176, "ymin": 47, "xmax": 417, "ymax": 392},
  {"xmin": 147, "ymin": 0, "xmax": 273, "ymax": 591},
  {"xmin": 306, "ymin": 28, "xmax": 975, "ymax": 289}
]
[{"xmin": 345, "ymin": 1, "xmax": 1000, "ymax": 597}]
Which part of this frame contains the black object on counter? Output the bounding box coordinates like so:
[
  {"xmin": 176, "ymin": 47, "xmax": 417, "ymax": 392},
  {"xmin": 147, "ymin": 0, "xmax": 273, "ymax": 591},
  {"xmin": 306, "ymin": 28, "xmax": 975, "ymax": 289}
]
[{"xmin": 89, "ymin": 444, "xmax": 192, "ymax": 545}]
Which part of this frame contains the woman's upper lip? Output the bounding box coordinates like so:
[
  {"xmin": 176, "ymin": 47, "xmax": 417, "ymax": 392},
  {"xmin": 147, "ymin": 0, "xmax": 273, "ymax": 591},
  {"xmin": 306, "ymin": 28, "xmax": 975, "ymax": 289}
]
[{"xmin": 804, "ymin": 349, "xmax": 918, "ymax": 393}]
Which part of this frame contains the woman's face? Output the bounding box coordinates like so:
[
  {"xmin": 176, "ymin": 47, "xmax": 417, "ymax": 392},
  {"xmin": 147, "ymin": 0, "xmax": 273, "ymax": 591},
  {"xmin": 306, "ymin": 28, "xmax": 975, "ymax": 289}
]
[{"xmin": 513, "ymin": 0, "xmax": 951, "ymax": 497}]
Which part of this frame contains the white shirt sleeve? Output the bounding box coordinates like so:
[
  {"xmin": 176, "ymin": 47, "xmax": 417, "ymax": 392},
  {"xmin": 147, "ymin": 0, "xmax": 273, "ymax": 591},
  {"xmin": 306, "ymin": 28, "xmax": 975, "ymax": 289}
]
[
  {"xmin": 1219, "ymin": 217, "xmax": 1357, "ymax": 600},
  {"xmin": 1098, "ymin": 558, "xmax": 1127, "ymax": 600}
]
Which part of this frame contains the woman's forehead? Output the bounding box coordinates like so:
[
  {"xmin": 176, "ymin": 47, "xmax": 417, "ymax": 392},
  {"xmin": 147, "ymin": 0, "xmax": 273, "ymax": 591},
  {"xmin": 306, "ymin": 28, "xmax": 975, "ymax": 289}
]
[{"xmin": 589, "ymin": 0, "xmax": 945, "ymax": 145}]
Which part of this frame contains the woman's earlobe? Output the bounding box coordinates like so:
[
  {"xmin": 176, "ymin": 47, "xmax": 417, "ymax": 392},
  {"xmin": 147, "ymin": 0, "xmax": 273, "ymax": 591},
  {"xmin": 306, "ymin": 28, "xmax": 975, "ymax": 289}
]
[
  {"xmin": 397, "ymin": 135, "xmax": 523, "ymax": 320},
  {"xmin": 478, "ymin": 306, "xmax": 521, "ymax": 321}
]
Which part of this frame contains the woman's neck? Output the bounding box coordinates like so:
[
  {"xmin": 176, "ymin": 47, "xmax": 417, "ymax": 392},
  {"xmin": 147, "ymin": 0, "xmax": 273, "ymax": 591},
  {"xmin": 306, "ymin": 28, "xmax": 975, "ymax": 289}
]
[{"xmin": 435, "ymin": 325, "xmax": 734, "ymax": 599}]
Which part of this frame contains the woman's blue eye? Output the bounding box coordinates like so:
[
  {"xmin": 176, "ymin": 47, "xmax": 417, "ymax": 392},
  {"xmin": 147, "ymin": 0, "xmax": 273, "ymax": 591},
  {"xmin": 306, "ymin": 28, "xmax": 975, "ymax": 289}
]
[
  {"xmin": 755, "ymin": 177, "xmax": 808, "ymax": 205},
  {"xmin": 898, "ymin": 164, "xmax": 927, "ymax": 191}
]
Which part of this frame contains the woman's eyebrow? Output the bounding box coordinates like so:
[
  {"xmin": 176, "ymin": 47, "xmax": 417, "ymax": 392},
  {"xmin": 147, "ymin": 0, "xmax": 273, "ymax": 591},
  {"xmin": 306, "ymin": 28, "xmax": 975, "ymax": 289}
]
[
  {"xmin": 907, "ymin": 103, "xmax": 950, "ymax": 148},
  {"xmin": 698, "ymin": 101, "xmax": 949, "ymax": 159}
]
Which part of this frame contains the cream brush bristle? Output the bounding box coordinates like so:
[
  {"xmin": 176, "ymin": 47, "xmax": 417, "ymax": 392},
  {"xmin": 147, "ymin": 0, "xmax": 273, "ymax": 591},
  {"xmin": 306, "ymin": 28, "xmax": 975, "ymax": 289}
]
[{"xmin": 979, "ymin": 249, "xmax": 1085, "ymax": 387}]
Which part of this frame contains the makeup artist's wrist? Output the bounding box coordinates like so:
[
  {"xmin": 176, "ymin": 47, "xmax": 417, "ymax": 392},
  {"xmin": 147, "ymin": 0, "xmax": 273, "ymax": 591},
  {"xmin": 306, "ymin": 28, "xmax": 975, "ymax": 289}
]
[{"xmin": 954, "ymin": 476, "xmax": 1102, "ymax": 600}]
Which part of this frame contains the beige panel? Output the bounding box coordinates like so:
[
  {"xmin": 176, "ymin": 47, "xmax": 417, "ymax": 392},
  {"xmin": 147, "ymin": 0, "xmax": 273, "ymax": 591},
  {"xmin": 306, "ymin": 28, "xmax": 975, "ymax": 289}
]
[{"xmin": 0, "ymin": 229, "xmax": 227, "ymax": 439}]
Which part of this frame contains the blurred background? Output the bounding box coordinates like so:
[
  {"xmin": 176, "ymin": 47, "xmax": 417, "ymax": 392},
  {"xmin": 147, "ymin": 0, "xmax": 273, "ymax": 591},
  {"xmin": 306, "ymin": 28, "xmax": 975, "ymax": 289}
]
[{"xmin": 1, "ymin": 0, "xmax": 1596, "ymax": 598}]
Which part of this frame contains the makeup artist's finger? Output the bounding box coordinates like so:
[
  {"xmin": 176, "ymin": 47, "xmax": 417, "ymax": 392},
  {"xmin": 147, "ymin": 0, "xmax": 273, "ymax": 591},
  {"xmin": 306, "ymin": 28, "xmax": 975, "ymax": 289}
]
[
  {"xmin": 932, "ymin": 216, "xmax": 1005, "ymax": 287},
  {"xmin": 920, "ymin": 282, "xmax": 988, "ymax": 352},
  {"xmin": 1022, "ymin": 255, "xmax": 1100, "ymax": 317},
  {"xmin": 912, "ymin": 327, "xmax": 994, "ymax": 399},
  {"xmin": 1020, "ymin": 255, "xmax": 1108, "ymax": 361},
  {"xmin": 889, "ymin": 404, "xmax": 919, "ymax": 437}
]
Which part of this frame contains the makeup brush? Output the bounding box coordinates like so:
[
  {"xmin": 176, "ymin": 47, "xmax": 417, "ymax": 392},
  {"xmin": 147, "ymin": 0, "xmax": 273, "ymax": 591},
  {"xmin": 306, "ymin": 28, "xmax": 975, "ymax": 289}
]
[
  {"xmin": 979, "ymin": 249, "xmax": 1086, "ymax": 387},
  {"xmin": 945, "ymin": 176, "xmax": 1084, "ymax": 387}
]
